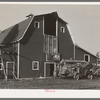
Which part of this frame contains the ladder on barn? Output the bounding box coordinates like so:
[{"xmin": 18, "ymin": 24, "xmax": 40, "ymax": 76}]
[
  {"xmin": 0, "ymin": 52, "xmax": 7, "ymax": 81},
  {"xmin": 0, "ymin": 51, "xmax": 17, "ymax": 80}
]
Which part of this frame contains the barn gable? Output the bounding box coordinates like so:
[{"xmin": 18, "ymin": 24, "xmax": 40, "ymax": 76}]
[
  {"xmin": 58, "ymin": 21, "xmax": 74, "ymax": 60},
  {"xmin": 0, "ymin": 12, "xmax": 67, "ymax": 45}
]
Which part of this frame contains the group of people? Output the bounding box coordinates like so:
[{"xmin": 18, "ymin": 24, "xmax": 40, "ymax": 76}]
[
  {"xmin": 53, "ymin": 60, "xmax": 69, "ymax": 78},
  {"xmin": 53, "ymin": 59, "xmax": 84, "ymax": 78}
]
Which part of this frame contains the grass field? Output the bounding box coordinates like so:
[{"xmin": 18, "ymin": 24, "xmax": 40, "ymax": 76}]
[{"xmin": 0, "ymin": 77, "xmax": 100, "ymax": 89}]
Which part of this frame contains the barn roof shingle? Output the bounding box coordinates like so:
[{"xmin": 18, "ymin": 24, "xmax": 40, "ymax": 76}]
[{"xmin": 0, "ymin": 16, "xmax": 33, "ymax": 45}]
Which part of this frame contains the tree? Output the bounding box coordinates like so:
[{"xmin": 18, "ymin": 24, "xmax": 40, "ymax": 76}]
[
  {"xmin": 96, "ymin": 52, "xmax": 100, "ymax": 57},
  {"xmin": 96, "ymin": 52, "xmax": 100, "ymax": 64}
]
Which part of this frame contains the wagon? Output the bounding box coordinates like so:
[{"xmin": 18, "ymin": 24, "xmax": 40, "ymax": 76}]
[{"xmin": 56, "ymin": 60, "xmax": 96, "ymax": 80}]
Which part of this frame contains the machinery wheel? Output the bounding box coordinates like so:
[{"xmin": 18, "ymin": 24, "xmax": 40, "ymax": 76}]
[
  {"xmin": 74, "ymin": 73, "xmax": 80, "ymax": 80},
  {"xmin": 88, "ymin": 74, "xmax": 93, "ymax": 80}
]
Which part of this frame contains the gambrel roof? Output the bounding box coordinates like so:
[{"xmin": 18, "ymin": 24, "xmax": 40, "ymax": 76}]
[
  {"xmin": 0, "ymin": 16, "xmax": 33, "ymax": 45},
  {"xmin": 0, "ymin": 12, "xmax": 97, "ymax": 58},
  {"xmin": 0, "ymin": 12, "xmax": 67, "ymax": 46}
]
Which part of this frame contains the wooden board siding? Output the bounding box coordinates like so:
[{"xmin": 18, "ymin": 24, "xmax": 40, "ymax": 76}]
[
  {"xmin": 75, "ymin": 46, "xmax": 97, "ymax": 64},
  {"xmin": 19, "ymin": 16, "xmax": 45, "ymax": 78},
  {"xmin": 90, "ymin": 56, "xmax": 97, "ymax": 64},
  {"xmin": 58, "ymin": 21, "xmax": 74, "ymax": 60}
]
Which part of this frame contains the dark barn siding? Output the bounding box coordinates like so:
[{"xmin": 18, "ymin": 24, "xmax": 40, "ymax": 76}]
[
  {"xmin": 19, "ymin": 16, "xmax": 45, "ymax": 78},
  {"xmin": 90, "ymin": 55, "xmax": 97, "ymax": 64},
  {"xmin": 75, "ymin": 46, "xmax": 97, "ymax": 63},
  {"xmin": 75, "ymin": 46, "xmax": 84, "ymax": 60},
  {"xmin": 58, "ymin": 21, "xmax": 74, "ymax": 60}
]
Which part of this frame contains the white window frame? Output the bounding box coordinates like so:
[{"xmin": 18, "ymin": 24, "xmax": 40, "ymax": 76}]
[
  {"xmin": 84, "ymin": 54, "xmax": 90, "ymax": 62},
  {"xmin": 61, "ymin": 27, "xmax": 65, "ymax": 33},
  {"xmin": 46, "ymin": 54, "xmax": 49, "ymax": 61},
  {"xmin": 32, "ymin": 61, "xmax": 39, "ymax": 70},
  {"xmin": 34, "ymin": 21, "xmax": 40, "ymax": 28}
]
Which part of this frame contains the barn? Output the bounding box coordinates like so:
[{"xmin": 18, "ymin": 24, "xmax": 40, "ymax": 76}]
[{"xmin": 0, "ymin": 12, "xmax": 97, "ymax": 79}]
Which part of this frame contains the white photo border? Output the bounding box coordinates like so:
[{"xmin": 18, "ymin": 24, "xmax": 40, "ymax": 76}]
[{"xmin": 0, "ymin": 2, "xmax": 100, "ymax": 98}]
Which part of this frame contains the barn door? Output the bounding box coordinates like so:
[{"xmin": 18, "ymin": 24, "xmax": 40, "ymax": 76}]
[
  {"xmin": 6, "ymin": 62, "xmax": 15, "ymax": 79},
  {"xmin": 44, "ymin": 14, "xmax": 56, "ymax": 36},
  {"xmin": 44, "ymin": 62, "xmax": 56, "ymax": 77}
]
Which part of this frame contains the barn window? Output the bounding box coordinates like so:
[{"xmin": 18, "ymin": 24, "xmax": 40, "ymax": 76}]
[
  {"xmin": 34, "ymin": 21, "xmax": 40, "ymax": 28},
  {"xmin": 44, "ymin": 35, "xmax": 57, "ymax": 55},
  {"xmin": 32, "ymin": 61, "xmax": 39, "ymax": 70},
  {"xmin": 84, "ymin": 54, "xmax": 90, "ymax": 62},
  {"xmin": 61, "ymin": 27, "xmax": 65, "ymax": 33}
]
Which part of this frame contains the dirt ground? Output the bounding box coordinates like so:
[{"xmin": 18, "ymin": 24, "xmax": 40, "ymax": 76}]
[{"xmin": 0, "ymin": 77, "xmax": 100, "ymax": 89}]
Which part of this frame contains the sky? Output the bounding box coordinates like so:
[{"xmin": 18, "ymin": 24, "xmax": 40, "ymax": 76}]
[{"xmin": 0, "ymin": 3, "xmax": 100, "ymax": 56}]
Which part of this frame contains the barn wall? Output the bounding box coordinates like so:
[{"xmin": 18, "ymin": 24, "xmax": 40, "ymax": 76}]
[
  {"xmin": 20, "ymin": 16, "xmax": 45, "ymax": 78},
  {"xmin": 75, "ymin": 46, "xmax": 97, "ymax": 64},
  {"xmin": 58, "ymin": 21, "xmax": 74, "ymax": 60},
  {"xmin": 90, "ymin": 55, "xmax": 97, "ymax": 64}
]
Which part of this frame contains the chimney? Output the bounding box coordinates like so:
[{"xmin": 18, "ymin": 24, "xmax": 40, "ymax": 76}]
[{"xmin": 26, "ymin": 13, "xmax": 34, "ymax": 18}]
